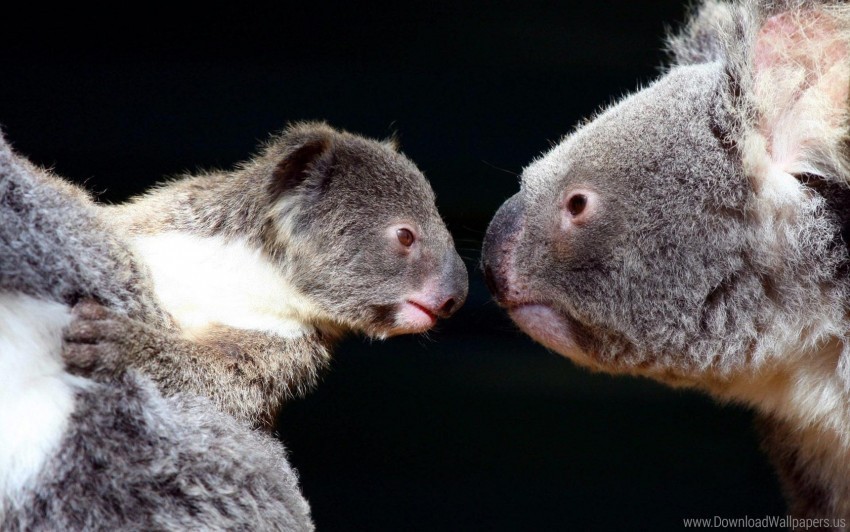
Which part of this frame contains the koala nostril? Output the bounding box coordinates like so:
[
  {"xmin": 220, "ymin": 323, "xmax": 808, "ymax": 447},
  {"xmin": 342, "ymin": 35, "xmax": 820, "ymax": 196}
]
[{"xmin": 440, "ymin": 297, "xmax": 456, "ymax": 316}]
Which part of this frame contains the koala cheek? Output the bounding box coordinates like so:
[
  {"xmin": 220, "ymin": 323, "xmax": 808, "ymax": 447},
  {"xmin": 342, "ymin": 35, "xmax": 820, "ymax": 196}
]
[{"xmin": 509, "ymin": 304, "xmax": 595, "ymax": 366}]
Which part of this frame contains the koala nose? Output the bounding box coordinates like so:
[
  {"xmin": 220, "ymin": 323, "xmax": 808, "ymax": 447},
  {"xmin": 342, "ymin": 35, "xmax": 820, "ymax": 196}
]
[
  {"xmin": 437, "ymin": 249, "xmax": 468, "ymax": 318},
  {"xmin": 482, "ymin": 264, "xmax": 502, "ymax": 300},
  {"xmin": 481, "ymin": 193, "xmax": 524, "ymax": 304}
]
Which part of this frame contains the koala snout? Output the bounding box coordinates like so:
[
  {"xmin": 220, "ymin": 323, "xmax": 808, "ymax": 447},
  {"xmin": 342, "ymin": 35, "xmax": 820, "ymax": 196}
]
[
  {"xmin": 481, "ymin": 193, "xmax": 524, "ymax": 305},
  {"xmin": 436, "ymin": 249, "xmax": 468, "ymax": 318},
  {"xmin": 482, "ymin": 260, "xmax": 511, "ymax": 305},
  {"xmin": 400, "ymin": 251, "xmax": 466, "ymax": 332}
]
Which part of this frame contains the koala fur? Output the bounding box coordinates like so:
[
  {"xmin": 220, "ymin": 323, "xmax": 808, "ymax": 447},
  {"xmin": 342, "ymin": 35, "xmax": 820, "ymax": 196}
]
[
  {"xmin": 0, "ymin": 136, "xmax": 313, "ymax": 530},
  {"xmin": 63, "ymin": 122, "xmax": 468, "ymax": 427},
  {"xmin": 483, "ymin": 0, "xmax": 850, "ymax": 523}
]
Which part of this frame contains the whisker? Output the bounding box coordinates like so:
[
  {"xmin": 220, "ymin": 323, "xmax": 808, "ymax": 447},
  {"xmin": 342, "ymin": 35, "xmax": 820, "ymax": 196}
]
[{"xmin": 481, "ymin": 160, "xmax": 519, "ymax": 177}]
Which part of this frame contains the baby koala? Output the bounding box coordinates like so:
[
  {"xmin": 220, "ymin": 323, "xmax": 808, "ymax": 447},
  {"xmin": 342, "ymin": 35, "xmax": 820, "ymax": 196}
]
[{"xmin": 64, "ymin": 122, "xmax": 468, "ymax": 427}]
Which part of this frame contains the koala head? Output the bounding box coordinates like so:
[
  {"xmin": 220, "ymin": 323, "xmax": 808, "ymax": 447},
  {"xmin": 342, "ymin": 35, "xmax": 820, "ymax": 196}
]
[
  {"xmin": 483, "ymin": 1, "xmax": 850, "ymax": 390},
  {"xmin": 261, "ymin": 122, "xmax": 467, "ymax": 338}
]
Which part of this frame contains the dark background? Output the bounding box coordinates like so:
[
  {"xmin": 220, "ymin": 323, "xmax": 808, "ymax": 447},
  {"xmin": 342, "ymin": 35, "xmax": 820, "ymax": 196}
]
[{"xmin": 1, "ymin": 2, "xmax": 786, "ymax": 530}]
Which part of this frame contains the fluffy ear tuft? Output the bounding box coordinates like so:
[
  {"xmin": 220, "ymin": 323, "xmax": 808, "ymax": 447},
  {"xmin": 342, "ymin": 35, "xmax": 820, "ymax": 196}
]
[
  {"xmin": 269, "ymin": 132, "xmax": 334, "ymax": 199},
  {"xmin": 383, "ymin": 133, "xmax": 400, "ymax": 152},
  {"xmin": 748, "ymin": 7, "xmax": 850, "ymax": 195},
  {"xmin": 667, "ymin": 0, "xmax": 738, "ymax": 66}
]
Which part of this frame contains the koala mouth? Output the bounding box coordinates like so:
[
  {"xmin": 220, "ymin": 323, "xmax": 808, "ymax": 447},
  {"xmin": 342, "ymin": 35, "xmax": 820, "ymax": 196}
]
[
  {"xmin": 508, "ymin": 303, "xmax": 596, "ymax": 366},
  {"xmin": 388, "ymin": 300, "xmax": 438, "ymax": 335},
  {"xmin": 406, "ymin": 300, "xmax": 438, "ymax": 323}
]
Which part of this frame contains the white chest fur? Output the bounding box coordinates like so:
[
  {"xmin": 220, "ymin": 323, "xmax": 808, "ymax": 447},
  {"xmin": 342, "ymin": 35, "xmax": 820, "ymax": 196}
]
[
  {"xmin": 0, "ymin": 293, "xmax": 83, "ymax": 499},
  {"xmin": 130, "ymin": 233, "xmax": 318, "ymax": 339},
  {"xmin": 719, "ymin": 343, "xmax": 850, "ymax": 497},
  {"xmin": 724, "ymin": 345, "xmax": 850, "ymax": 446}
]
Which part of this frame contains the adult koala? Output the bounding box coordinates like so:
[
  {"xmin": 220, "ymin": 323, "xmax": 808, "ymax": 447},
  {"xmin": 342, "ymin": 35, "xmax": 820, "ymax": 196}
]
[
  {"xmin": 483, "ymin": 0, "xmax": 850, "ymax": 523},
  {"xmin": 0, "ymin": 135, "xmax": 313, "ymax": 530}
]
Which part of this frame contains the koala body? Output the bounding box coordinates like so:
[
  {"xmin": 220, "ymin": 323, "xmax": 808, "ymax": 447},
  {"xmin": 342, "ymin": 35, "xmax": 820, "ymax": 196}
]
[
  {"xmin": 0, "ymin": 137, "xmax": 313, "ymax": 530},
  {"xmin": 483, "ymin": 0, "xmax": 850, "ymax": 522},
  {"xmin": 65, "ymin": 122, "xmax": 468, "ymax": 426}
]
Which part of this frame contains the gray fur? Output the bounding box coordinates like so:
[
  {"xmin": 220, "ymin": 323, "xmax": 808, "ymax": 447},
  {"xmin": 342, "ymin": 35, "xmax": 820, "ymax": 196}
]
[
  {"xmin": 0, "ymin": 137, "xmax": 169, "ymax": 328},
  {"xmin": 3, "ymin": 373, "xmax": 312, "ymax": 531},
  {"xmin": 65, "ymin": 122, "xmax": 467, "ymax": 427},
  {"xmin": 111, "ymin": 122, "xmax": 466, "ymax": 335},
  {"xmin": 0, "ymin": 134, "xmax": 314, "ymax": 530},
  {"xmin": 483, "ymin": 0, "xmax": 850, "ymax": 522},
  {"xmin": 488, "ymin": 62, "xmax": 844, "ymax": 378}
]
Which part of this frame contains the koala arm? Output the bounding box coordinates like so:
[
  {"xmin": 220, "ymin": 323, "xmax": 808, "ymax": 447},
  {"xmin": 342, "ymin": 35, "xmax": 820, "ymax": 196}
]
[{"xmin": 63, "ymin": 301, "xmax": 331, "ymax": 428}]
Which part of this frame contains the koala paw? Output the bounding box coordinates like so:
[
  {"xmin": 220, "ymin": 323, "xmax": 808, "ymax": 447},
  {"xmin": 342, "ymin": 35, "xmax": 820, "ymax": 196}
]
[{"xmin": 62, "ymin": 299, "xmax": 137, "ymax": 376}]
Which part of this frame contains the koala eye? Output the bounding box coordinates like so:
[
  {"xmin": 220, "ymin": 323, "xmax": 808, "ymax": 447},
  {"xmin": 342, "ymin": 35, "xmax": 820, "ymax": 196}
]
[
  {"xmin": 566, "ymin": 194, "xmax": 587, "ymax": 216},
  {"xmin": 396, "ymin": 228, "xmax": 415, "ymax": 247}
]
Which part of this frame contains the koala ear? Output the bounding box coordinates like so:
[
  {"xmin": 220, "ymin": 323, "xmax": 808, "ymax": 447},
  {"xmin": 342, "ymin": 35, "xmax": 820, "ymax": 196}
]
[
  {"xmin": 747, "ymin": 7, "xmax": 850, "ymax": 196},
  {"xmin": 269, "ymin": 130, "xmax": 335, "ymax": 199},
  {"xmin": 667, "ymin": 0, "xmax": 737, "ymax": 66}
]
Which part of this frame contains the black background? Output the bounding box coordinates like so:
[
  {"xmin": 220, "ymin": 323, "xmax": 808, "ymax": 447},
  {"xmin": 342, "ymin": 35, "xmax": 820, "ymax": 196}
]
[{"xmin": 1, "ymin": 2, "xmax": 786, "ymax": 530}]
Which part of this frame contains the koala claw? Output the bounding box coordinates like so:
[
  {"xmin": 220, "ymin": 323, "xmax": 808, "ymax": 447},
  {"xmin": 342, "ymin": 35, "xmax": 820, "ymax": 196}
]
[
  {"xmin": 62, "ymin": 300, "xmax": 132, "ymax": 375},
  {"xmin": 60, "ymin": 343, "xmax": 104, "ymax": 372},
  {"xmin": 71, "ymin": 298, "xmax": 111, "ymax": 320}
]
